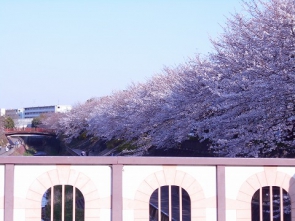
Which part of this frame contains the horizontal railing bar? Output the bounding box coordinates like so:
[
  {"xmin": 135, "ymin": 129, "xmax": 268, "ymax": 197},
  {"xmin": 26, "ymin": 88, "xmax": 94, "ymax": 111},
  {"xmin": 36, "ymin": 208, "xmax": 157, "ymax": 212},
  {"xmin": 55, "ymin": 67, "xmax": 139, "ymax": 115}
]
[{"xmin": 0, "ymin": 156, "xmax": 295, "ymax": 166}]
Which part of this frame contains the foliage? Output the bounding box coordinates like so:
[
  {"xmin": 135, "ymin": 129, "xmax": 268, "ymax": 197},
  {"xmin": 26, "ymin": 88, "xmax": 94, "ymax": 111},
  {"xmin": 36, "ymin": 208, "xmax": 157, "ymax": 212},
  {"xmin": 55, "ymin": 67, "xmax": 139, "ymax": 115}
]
[
  {"xmin": 0, "ymin": 116, "xmax": 4, "ymax": 131},
  {"xmin": 102, "ymin": 139, "xmax": 138, "ymax": 153},
  {"xmin": 117, "ymin": 141, "xmax": 137, "ymax": 152},
  {"xmin": 31, "ymin": 117, "xmax": 42, "ymax": 128},
  {"xmin": 43, "ymin": 0, "xmax": 295, "ymax": 157},
  {"xmin": 106, "ymin": 139, "xmax": 123, "ymax": 149},
  {"xmin": 0, "ymin": 116, "xmax": 7, "ymax": 146},
  {"xmin": 4, "ymin": 117, "xmax": 14, "ymax": 129},
  {"xmin": 193, "ymin": 0, "xmax": 295, "ymax": 156},
  {"xmin": 78, "ymin": 131, "xmax": 88, "ymax": 140},
  {"xmin": 31, "ymin": 114, "xmax": 47, "ymax": 128},
  {"xmin": 24, "ymin": 146, "xmax": 37, "ymax": 156}
]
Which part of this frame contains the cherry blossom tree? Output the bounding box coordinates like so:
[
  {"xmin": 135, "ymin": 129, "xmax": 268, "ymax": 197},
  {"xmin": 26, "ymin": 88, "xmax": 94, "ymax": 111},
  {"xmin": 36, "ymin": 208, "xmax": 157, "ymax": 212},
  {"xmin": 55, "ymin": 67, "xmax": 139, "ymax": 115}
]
[{"xmin": 194, "ymin": 0, "xmax": 295, "ymax": 156}]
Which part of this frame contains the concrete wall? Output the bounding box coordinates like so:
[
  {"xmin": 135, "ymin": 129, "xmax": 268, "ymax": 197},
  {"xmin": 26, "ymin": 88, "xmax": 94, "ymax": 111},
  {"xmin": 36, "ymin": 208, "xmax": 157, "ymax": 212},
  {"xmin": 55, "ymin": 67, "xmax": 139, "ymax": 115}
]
[
  {"xmin": 0, "ymin": 165, "xmax": 4, "ymax": 221},
  {"xmin": 225, "ymin": 166, "xmax": 295, "ymax": 221},
  {"xmin": 122, "ymin": 165, "xmax": 216, "ymax": 221},
  {"xmin": 1, "ymin": 157, "xmax": 295, "ymax": 221},
  {"xmin": 13, "ymin": 165, "xmax": 111, "ymax": 221}
]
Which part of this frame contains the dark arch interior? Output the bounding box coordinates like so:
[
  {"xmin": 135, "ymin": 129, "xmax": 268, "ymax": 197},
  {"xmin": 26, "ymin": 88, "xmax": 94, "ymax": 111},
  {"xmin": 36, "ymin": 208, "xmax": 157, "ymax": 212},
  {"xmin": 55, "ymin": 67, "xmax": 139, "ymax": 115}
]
[
  {"xmin": 41, "ymin": 185, "xmax": 85, "ymax": 221},
  {"xmin": 149, "ymin": 185, "xmax": 191, "ymax": 221},
  {"xmin": 251, "ymin": 186, "xmax": 291, "ymax": 221}
]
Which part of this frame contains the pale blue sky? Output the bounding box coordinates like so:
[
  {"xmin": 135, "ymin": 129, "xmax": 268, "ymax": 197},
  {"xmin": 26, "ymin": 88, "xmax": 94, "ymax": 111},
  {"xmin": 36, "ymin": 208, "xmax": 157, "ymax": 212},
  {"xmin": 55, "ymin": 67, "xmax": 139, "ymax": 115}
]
[{"xmin": 0, "ymin": 0, "xmax": 242, "ymax": 109}]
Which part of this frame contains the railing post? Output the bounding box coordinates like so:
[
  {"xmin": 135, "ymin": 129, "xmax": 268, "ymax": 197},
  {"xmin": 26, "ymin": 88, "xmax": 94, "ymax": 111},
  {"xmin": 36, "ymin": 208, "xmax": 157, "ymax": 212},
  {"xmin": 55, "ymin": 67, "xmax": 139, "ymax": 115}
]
[
  {"xmin": 4, "ymin": 164, "xmax": 14, "ymax": 221},
  {"xmin": 217, "ymin": 165, "xmax": 225, "ymax": 221},
  {"xmin": 111, "ymin": 164, "xmax": 123, "ymax": 221}
]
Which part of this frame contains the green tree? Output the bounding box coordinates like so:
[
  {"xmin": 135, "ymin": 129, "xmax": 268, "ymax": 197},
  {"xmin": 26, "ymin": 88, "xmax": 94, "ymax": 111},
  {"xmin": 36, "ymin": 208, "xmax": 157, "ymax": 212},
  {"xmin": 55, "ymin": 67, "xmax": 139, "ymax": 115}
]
[
  {"xmin": 4, "ymin": 117, "xmax": 14, "ymax": 129},
  {"xmin": 0, "ymin": 116, "xmax": 8, "ymax": 146},
  {"xmin": 31, "ymin": 117, "xmax": 42, "ymax": 128},
  {"xmin": 0, "ymin": 116, "xmax": 4, "ymax": 131}
]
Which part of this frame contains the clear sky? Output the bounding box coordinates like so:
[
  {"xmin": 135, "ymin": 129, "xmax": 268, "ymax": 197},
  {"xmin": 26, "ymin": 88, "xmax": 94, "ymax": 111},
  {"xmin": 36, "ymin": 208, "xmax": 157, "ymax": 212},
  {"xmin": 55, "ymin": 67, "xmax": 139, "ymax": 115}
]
[{"xmin": 0, "ymin": 0, "xmax": 242, "ymax": 109}]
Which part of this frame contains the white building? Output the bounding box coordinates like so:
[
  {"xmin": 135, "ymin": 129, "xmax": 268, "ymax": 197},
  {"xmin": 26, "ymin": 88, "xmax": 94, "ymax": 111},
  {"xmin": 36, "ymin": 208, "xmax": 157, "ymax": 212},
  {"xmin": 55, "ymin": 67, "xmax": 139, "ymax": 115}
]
[
  {"xmin": 0, "ymin": 109, "xmax": 5, "ymax": 117},
  {"xmin": 3, "ymin": 108, "xmax": 24, "ymax": 119},
  {"xmin": 0, "ymin": 105, "xmax": 72, "ymax": 127},
  {"xmin": 23, "ymin": 105, "xmax": 72, "ymax": 119}
]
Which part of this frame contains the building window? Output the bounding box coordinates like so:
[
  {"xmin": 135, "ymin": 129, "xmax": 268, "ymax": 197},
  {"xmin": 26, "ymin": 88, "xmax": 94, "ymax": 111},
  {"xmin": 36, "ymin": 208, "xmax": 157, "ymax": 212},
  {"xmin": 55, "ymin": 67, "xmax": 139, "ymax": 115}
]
[
  {"xmin": 149, "ymin": 185, "xmax": 191, "ymax": 221},
  {"xmin": 42, "ymin": 185, "xmax": 84, "ymax": 221},
  {"xmin": 251, "ymin": 186, "xmax": 291, "ymax": 221}
]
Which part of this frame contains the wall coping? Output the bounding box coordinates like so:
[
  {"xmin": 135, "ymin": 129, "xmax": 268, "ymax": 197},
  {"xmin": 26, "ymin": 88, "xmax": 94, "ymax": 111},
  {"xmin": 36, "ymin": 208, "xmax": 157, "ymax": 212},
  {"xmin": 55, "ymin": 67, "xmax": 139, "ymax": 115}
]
[{"xmin": 0, "ymin": 156, "xmax": 295, "ymax": 166}]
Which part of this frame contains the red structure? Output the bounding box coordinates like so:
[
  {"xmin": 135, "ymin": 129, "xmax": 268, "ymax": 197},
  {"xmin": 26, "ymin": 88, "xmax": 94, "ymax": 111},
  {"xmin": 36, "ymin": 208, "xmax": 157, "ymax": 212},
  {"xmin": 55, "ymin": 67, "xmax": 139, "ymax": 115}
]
[{"xmin": 4, "ymin": 128, "xmax": 55, "ymax": 135}]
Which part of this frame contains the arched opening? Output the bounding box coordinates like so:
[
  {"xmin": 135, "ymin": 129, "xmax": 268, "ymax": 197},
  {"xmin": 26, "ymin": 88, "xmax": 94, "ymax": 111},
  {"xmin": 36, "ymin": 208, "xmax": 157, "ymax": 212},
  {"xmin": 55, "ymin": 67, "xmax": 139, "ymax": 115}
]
[
  {"xmin": 251, "ymin": 186, "xmax": 291, "ymax": 221},
  {"xmin": 41, "ymin": 185, "xmax": 84, "ymax": 221},
  {"xmin": 149, "ymin": 185, "xmax": 191, "ymax": 221}
]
